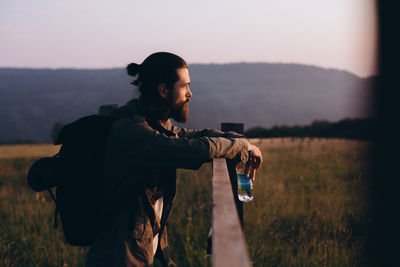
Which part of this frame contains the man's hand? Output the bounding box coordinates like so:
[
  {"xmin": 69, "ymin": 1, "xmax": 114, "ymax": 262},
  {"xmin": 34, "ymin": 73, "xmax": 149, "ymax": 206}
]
[{"xmin": 244, "ymin": 144, "xmax": 263, "ymax": 179}]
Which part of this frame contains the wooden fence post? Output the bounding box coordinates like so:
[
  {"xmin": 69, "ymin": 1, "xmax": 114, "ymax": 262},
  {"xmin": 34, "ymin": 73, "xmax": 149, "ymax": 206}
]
[
  {"xmin": 211, "ymin": 158, "xmax": 251, "ymax": 267},
  {"xmin": 221, "ymin": 122, "xmax": 244, "ymax": 227},
  {"xmin": 207, "ymin": 122, "xmax": 245, "ymax": 256}
]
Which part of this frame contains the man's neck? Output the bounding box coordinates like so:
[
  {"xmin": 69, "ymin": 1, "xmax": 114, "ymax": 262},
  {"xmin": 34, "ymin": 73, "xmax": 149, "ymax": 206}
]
[{"xmin": 139, "ymin": 96, "xmax": 171, "ymax": 125}]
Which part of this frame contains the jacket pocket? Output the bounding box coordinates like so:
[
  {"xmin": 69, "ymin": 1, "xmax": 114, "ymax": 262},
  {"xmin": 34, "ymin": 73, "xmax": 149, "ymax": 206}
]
[{"xmin": 125, "ymin": 237, "xmax": 154, "ymax": 266}]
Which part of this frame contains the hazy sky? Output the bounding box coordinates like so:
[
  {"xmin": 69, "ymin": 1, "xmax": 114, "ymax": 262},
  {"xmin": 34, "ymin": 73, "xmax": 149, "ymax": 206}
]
[{"xmin": 0, "ymin": 0, "xmax": 377, "ymax": 77}]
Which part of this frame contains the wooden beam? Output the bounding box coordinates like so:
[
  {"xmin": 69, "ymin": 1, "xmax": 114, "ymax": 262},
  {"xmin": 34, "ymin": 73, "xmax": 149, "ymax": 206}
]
[
  {"xmin": 212, "ymin": 158, "xmax": 251, "ymax": 267},
  {"xmin": 221, "ymin": 122, "xmax": 244, "ymax": 227}
]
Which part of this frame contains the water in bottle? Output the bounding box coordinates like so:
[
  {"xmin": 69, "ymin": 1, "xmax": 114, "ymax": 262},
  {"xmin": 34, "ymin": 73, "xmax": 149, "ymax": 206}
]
[{"xmin": 236, "ymin": 162, "xmax": 254, "ymax": 202}]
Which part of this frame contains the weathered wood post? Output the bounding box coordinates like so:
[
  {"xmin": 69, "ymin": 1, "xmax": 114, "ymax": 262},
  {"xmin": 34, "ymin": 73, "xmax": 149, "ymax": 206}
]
[
  {"xmin": 221, "ymin": 122, "xmax": 244, "ymax": 227},
  {"xmin": 207, "ymin": 122, "xmax": 245, "ymax": 256},
  {"xmin": 211, "ymin": 158, "xmax": 251, "ymax": 267},
  {"xmin": 206, "ymin": 122, "xmax": 252, "ymax": 266}
]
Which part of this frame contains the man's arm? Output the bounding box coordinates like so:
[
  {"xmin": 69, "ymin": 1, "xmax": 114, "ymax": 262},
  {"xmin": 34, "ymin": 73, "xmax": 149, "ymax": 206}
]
[
  {"xmin": 172, "ymin": 126, "xmax": 245, "ymax": 139},
  {"xmin": 111, "ymin": 120, "xmax": 250, "ymax": 170}
]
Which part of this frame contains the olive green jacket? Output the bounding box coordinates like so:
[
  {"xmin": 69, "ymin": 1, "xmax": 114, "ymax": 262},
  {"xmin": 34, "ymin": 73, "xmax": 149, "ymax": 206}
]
[{"xmin": 86, "ymin": 98, "xmax": 250, "ymax": 267}]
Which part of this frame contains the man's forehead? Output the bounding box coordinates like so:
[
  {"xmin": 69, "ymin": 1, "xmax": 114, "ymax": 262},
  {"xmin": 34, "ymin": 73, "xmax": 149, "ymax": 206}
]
[{"xmin": 176, "ymin": 68, "xmax": 190, "ymax": 84}]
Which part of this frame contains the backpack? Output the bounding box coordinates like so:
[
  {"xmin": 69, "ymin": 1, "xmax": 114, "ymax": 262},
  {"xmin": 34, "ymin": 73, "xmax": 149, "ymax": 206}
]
[{"xmin": 28, "ymin": 111, "xmax": 124, "ymax": 246}]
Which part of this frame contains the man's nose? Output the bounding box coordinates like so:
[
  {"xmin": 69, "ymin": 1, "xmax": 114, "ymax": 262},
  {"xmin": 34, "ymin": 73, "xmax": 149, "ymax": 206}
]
[{"xmin": 186, "ymin": 88, "xmax": 192, "ymax": 98}]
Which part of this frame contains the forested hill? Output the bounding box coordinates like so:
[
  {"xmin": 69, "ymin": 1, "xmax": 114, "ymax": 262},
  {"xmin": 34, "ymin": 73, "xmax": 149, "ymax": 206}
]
[{"xmin": 0, "ymin": 63, "xmax": 374, "ymax": 142}]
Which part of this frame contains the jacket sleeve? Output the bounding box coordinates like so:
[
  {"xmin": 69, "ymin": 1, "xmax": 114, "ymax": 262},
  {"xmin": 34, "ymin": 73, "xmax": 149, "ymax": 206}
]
[
  {"xmin": 112, "ymin": 120, "xmax": 250, "ymax": 170},
  {"xmin": 173, "ymin": 126, "xmax": 246, "ymax": 139}
]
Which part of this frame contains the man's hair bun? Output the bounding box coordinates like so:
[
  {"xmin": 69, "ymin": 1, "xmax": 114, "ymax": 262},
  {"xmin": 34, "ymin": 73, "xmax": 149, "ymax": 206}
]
[
  {"xmin": 126, "ymin": 52, "xmax": 188, "ymax": 96},
  {"xmin": 126, "ymin": 63, "xmax": 140, "ymax": 77}
]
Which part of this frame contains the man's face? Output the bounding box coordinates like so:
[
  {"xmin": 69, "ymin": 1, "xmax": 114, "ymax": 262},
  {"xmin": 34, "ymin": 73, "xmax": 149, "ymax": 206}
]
[{"xmin": 169, "ymin": 67, "xmax": 192, "ymax": 123}]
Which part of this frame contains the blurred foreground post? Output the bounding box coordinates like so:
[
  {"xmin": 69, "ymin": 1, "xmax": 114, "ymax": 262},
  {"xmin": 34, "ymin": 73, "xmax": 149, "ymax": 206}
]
[{"xmin": 370, "ymin": 2, "xmax": 400, "ymax": 266}]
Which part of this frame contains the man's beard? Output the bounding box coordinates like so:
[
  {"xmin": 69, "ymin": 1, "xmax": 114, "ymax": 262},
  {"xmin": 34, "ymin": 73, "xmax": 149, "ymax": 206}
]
[{"xmin": 170, "ymin": 101, "xmax": 189, "ymax": 123}]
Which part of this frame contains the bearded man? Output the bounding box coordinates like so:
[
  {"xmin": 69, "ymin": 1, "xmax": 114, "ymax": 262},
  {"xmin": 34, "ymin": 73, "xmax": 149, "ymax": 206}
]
[{"xmin": 86, "ymin": 52, "xmax": 262, "ymax": 267}]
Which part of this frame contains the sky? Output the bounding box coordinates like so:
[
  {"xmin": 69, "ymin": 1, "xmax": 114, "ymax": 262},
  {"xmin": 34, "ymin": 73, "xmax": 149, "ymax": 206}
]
[{"xmin": 0, "ymin": 0, "xmax": 377, "ymax": 77}]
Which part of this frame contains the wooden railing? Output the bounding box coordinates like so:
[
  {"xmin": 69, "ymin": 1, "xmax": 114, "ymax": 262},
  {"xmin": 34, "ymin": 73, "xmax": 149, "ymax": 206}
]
[
  {"xmin": 209, "ymin": 122, "xmax": 251, "ymax": 267},
  {"xmin": 211, "ymin": 158, "xmax": 251, "ymax": 267}
]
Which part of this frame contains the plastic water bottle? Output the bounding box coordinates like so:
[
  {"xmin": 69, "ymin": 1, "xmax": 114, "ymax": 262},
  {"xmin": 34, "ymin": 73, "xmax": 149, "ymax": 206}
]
[{"xmin": 236, "ymin": 162, "xmax": 254, "ymax": 202}]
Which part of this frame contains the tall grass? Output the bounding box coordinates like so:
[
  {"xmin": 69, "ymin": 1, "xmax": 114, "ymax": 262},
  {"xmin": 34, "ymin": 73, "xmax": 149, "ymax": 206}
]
[
  {"xmin": 0, "ymin": 158, "xmax": 87, "ymax": 267},
  {"xmin": 0, "ymin": 139, "xmax": 372, "ymax": 266},
  {"xmin": 244, "ymin": 138, "xmax": 371, "ymax": 266},
  {"xmin": 0, "ymin": 144, "xmax": 60, "ymax": 159}
]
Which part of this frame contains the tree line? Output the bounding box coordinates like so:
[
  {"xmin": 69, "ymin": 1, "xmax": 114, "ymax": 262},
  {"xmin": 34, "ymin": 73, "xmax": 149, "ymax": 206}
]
[{"xmin": 245, "ymin": 118, "xmax": 376, "ymax": 140}]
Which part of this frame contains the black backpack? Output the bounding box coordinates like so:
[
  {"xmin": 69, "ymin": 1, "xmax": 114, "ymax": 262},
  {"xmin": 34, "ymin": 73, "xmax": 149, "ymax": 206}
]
[{"xmin": 28, "ymin": 112, "xmax": 123, "ymax": 246}]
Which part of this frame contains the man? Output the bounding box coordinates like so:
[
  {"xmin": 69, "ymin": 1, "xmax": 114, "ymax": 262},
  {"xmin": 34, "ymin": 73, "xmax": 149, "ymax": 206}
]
[{"xmin": 86, "ymin": 52, "xmax": 262, "ymax": 266}]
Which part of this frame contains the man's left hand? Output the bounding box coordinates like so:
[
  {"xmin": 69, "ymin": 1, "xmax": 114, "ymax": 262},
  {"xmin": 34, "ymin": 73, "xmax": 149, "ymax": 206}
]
[{"xmin": 245, "ymin": 144, "xmax": 263, "ymax": 179}]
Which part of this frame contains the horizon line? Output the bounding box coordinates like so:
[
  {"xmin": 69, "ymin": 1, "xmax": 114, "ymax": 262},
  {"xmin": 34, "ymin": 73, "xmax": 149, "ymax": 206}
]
[{"xmin": 0, "ymin": 61, "xmax": 377, "ymax": 78}]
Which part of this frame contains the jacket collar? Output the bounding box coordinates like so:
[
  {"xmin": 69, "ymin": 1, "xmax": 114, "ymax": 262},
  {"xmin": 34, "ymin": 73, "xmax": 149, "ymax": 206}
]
[{"xmin": 125, "ymin": 97, "xmax": 176, "ymax": 136}]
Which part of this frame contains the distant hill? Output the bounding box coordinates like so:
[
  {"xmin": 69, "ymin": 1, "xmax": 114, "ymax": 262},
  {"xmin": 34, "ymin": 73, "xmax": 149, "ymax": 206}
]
[{"xmin": 0, "ymin": 63, "xmax": 374, "ymax": 142}]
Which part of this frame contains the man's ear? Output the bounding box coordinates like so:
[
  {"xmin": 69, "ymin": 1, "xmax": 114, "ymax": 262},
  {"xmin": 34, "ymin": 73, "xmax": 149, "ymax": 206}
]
[{"xmin": 158, "ymin": 83, "xmax": 169, "ymax": 99}]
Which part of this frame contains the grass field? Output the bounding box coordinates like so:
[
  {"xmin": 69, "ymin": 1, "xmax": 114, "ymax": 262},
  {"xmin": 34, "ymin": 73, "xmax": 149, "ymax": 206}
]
[{"xmin": 0, "ymin": 138, "xmax": 372, "ymax": 266}]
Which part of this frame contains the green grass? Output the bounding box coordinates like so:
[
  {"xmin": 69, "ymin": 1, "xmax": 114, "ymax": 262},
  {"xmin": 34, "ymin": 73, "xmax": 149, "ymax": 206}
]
[
  {"xmin": 0, "ymin": 139, "xmax": 372, "ymax": 266},
  {"xmin": 243, "ymin": 139, "xmax": 371, "ymax": 266},
  {"xmin": 0, "ymin": 158, "xmax": 88, "ymax": 267}
]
